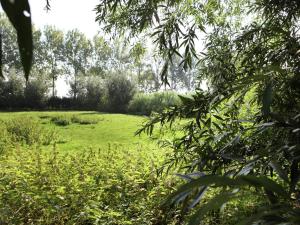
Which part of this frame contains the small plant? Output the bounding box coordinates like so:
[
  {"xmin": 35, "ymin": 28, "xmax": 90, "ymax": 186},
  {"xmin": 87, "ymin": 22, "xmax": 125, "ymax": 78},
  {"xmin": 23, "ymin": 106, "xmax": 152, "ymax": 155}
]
[
  {"xmin": 71, "ymin": 115, "xmax": 98, "ymax": 125},
  {"xmin": 0, "ymin": 121, "xmax": 13, "ymax": 154},
  {"xmin": 0, "ymin": 146, "xmax": 178, "ymax": 225},
  {"xmin": 128, "ymin": 91, "xmax": 181, "ymax": 115},
  {"xmin": 50, "ymin": 115, "xmax": 71, "ymax": 126},
  {"xmin": 3, "ymin": 117, "xmax": 59, "ymax": 146}
]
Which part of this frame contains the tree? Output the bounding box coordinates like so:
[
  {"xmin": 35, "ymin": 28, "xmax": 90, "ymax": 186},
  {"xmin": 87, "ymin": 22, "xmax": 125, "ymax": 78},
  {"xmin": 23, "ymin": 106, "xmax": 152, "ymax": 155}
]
[
  {"xmin": 89, "ymin": 35, "xmax": 112, "ymax": 77},
  {"xmin": 24, "ymin": 71, "xmax": 49, "ymax": 108},
  {"xmin": 64, "ymin": 29, "xmax": 92, "ymax": 99},
  {"xmin": 0, "ymin": 13, "xmax": 21, "ymax": 73},
  {"xmin": 96, "ymin": 0, "xmax": 300, "ymax": 224},
  {"xmin": 41, "ymin": 26, "xmax": 64, "ymax": 97},
  {"xmin": 0, "ymin": 69, "xmax": 25, "ymax": 109},
  {"xmin": 130, "ymin": 42, "xmax": 147, "ymax": 89},
  {"xmin": 102, "ymin": 74, "xmax": 136, "ymax": 113},
  {"xmin": 0, "ymin": 0, "xmax": 33, "ymax": 79}
]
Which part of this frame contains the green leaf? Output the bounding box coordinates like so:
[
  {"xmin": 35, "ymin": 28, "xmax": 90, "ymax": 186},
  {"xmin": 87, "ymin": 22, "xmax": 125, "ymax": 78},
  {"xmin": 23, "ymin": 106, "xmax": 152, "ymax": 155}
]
[
  {"xmin": 269, "ymin": 160, "xmax": 289, "ymax": 183},
  {"xmin": 236, "ymin": 176, "xmax": 288, "ymax": 197},
  {"xmin": 0, "ymin": 31, "xmax": 3, "ymax": 78},
  {"xmin": 262, "ymin": 82, "xmax": 273, "ymax": 116},
  {"xmin": 163, "ymin": 175, "xmax": 236, "ymax": 206},
  {"xmin": 189, "ymin": 192, "xmax": 235, "ymax": 225},
  {"xmin": 178, "ymin": 95, "xmax": 194, "ymax": 104},
  {"xmin": 0, "ymin": 0, "xmax": 33, "ymax": 80}
]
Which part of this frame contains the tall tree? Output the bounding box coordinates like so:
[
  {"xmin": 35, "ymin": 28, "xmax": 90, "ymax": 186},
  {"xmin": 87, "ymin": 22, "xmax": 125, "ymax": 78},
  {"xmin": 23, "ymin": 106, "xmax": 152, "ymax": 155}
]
[
  {"xmin": 96, "ymin": 0, "xmax": 300, "ymax": 223},
  {"xmin": 64, "ymin": 29, "xmax": 92, "ymax": 99},
  {"xmin": 41, "ymin": 26, "xmax": 64, "ymax": 97},
  {"xmin": 0, "ymin": 13, "xmax": 21, "ymax": 73},
  {"xmin": 89, "ymin": 35, "xmax": 112, "ymax": 77}
]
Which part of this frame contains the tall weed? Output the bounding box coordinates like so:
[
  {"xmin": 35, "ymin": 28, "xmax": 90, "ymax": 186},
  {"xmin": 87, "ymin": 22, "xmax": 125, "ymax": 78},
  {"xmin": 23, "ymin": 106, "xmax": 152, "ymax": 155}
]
[
  {"xmin": 3, "ymin": 117, "xmax": 59, "ymax": 146},
  {"xmin": 128, "ymin": 91, "xmax": 181, "ymax": 116},
  {"xmin": 0, "ymin": 146, "xmax": 178, "ymax": 225}
]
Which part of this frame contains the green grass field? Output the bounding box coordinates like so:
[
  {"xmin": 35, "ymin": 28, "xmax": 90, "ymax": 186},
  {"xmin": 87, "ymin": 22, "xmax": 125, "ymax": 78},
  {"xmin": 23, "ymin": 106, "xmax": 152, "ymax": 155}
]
[
  {"xmin": 0, "ymin": 111, "xmax": 156, "ymax": 152},
  {"xmin": 0, "ymin": 111, "xmax": 182, "ymax": 224},
  {"xmin": 0, "ymin": 111, "xmax": 259, "ymax": 224}
]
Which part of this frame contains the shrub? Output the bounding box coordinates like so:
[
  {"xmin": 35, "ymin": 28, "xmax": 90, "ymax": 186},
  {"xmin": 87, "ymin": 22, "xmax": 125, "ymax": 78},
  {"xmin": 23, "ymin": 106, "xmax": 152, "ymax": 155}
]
[
  {"xmin": 71, "ymin": 115, "xmax": 98, "ymax": 125},
  {"xmin": 50, "ymin": 115, "xmax": 71, "ymax": 126},
  {"xmin": 4, "ymin": 117, "xmax": 58, "ymax": 146},
  {"xmin": 0, "ymin": 121, "xmax": 13, "ymax": 154},
  {"xmin": 101, "ymin": 74, "xmax": 136, "ymax": 113},
  {"xmin": 0, "ymin": 146, "xmax": 178, "ymax": 225},
  {"xmin": 79, "ymin": 76, "xmax": 105, "ymax": 110},
  {"xmin": 24, "ymin": 75, "xmax": 49, "ymax": 109},
  {"xmin": 128, "ymin": 91, "xmax": 181, "ymax": 115},
  {"xmin": 0, "ymin": 72, "xmax": 25, "ymax": 109},
  {"xmin": 47, "ymin": 96, "xmax": 74, "ymax": 109}
]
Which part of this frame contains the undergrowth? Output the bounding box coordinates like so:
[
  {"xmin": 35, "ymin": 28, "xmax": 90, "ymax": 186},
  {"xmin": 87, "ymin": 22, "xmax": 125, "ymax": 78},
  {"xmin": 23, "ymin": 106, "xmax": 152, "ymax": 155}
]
[{"xmin": 0, "ymin": 145, "xmax": 179, "ymax": 225}]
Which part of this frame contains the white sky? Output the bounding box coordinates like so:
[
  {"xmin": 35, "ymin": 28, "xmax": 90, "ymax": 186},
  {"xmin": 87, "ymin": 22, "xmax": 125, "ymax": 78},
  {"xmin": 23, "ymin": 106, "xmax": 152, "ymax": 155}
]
[
  {"xmin": 29, "ymin": 0, "xmax": 100, "ymax": 39},
  {"xmin": 28, "ymin": 0, "xmax": 101, "ymax": 96}
]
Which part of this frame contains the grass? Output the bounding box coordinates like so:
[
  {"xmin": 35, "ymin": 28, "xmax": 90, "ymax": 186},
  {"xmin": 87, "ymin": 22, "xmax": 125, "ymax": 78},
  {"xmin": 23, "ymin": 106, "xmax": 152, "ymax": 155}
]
[
  {"xmin": 0, "ymin": 111, "xmax": 181, "ymax": 224},
  {"xmin": 0, "ymin": 111, "xmax": 262, "ymax": 224},
  {"xmin": 0, "ymin": 111, "xmax": 155, "ymax": 152}
]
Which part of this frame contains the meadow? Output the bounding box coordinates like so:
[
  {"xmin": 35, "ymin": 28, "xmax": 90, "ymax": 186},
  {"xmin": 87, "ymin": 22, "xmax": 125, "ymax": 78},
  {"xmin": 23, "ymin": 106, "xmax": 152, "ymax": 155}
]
[
  {"xmin": 0, "ymin": 112, "xmax": 261, "ymax": 225},
  {"xmin": 0, "ymin": 111, "xmax": 182, "ymax": 225}
]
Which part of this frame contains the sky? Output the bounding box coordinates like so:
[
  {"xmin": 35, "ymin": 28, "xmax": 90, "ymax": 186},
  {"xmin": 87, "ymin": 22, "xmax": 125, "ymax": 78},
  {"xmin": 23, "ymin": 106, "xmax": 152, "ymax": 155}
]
[
  {"xmin": 27, "ymin": 0, "xmax": 101, "ymax": 96},
  {"xmin": 29, "ymin": 0, "xmax": 100, "ymax": 39}
]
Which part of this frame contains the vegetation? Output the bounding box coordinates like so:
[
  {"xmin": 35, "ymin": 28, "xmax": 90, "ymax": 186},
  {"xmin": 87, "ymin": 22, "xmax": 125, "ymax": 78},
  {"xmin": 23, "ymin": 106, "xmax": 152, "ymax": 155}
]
[
  {"xmin": 95, "ymin": 0, "xmax": 300, "ymax": 224},
  {"xmin": 128, "ymin": 91, "xmax": 181, "ymax": 116},
  {"xmin": 0, "ymin": 112, "xmax": 179, "ymax": 224},
  {"xmin": 1, "ymin": 0, "xmax": 299, "ymax": 224}
]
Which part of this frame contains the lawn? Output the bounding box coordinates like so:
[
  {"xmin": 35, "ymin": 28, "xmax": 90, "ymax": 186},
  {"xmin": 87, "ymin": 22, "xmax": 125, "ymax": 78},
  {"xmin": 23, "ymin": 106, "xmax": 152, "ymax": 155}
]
[
  {"xmin": 0, "ymin": 111, "xmax": 261, "ymax": 225},
  {"xmin": 0, "ymin": 111, "xmax": 156, "ymax": 152},
  {"xmin": 0, "ymin": 111, "xmax": 181, "ymax": 225}
]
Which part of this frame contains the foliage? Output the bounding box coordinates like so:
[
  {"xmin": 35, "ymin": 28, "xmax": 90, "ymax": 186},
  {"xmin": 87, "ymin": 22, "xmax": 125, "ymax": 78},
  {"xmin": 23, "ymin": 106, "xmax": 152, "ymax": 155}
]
[
  {"xmin": 24, "ymin": 73, "xmax": 49, "ymax": 108},
  {"xmin": 51, "ymin": 115, "xmax": 72, "ymax": 127},
  {"xmin": 2, "ymin": 117, "xmax": 58, "ymax": 146},
  {"xmin": 0, "ymin": 112, "xmax": 273, "ymax": 224},
  {"xmin": 74, "ymin": 75, "xmax": 105, "ymax": 110},
  {"xmin": 41, "ymin": 25, "xmax": 64, "ymax": 97},
  {"xmin": 70, "ymin": 115, "xmax": 98, "ymax": 125},
  {"xmin": 101, "ymin": 74, "xmax": 136, "ymax": 113},
  {"xmin": 50, "ymin": 114, "xmax": 98, "ymax": 126},
  {"xmin": 0, "ymin": 146, "xmax": 179, "ymax": 225},
  {"xmin": 0, "ymin": 0, "xmax": 32, "ymax": 79},
  {"xmin": 0, "ymin": 71, "xmax": 25, "ymax": 108},
  {"xmin": 47, "ymin": 96, "xmax": 74, "ymax": 109},
  {"xmin": 0, "ymin": 112, "xmax": 180, "ymax": 225},
  {"xmin": 97, "ymin": 0, "xmax": 300, "ymax": 224},
  {"xmin": 128, "ymin": 91, "xmax": 181, "ymax": 116}
]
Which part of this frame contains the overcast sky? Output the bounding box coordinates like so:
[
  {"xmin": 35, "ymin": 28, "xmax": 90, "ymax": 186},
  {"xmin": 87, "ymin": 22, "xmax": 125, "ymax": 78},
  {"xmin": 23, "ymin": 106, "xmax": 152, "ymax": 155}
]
[
  {"xmin": 27, "ymin": 0, "xmax": 101, "ymax": 96},
  {"xmin": 29, "ymin": 0, "xmax": 100, "ymax": 39}
]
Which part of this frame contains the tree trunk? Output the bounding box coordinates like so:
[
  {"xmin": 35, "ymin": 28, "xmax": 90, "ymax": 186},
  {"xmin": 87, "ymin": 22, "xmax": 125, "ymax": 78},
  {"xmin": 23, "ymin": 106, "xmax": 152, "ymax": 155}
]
[{"xmin": 52, "ymin": 74, "xmax": 55, "ymax": 97}]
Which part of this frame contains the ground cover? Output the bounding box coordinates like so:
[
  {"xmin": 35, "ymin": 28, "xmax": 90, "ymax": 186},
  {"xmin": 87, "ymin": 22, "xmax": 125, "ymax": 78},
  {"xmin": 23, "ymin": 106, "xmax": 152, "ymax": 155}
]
[{"xmin": 0, "ymin": 111, "xmax": 261, "ymax": 225}]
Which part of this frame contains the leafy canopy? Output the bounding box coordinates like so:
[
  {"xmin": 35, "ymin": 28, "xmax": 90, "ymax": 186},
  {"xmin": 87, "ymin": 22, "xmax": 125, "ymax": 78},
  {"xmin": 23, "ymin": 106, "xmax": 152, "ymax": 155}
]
[{"xmin": 96, "ymin": 0, "xmax": 300, "ymax": 224}]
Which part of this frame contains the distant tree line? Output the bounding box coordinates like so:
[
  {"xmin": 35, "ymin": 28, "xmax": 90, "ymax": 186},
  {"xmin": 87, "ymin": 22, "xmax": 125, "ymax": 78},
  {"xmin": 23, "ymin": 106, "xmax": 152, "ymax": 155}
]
[{"xmin": 0, "ymin": 13, "xmax": 195, "ymax": 112}]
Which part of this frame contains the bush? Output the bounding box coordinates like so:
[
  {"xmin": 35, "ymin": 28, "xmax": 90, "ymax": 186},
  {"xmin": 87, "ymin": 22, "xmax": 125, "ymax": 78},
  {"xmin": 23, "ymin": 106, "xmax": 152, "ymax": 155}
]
[
  {"xmin": 0, "ymin": 73, "xmax": 25, "ymax": 109},
  {"xmin": 3, "ymin": 117, "xmax": 58, "ymax": 146},
  {"xmin": 50, "ymin": 115, "xmax": 71, "ymax": 126},
  {"xmin": 47, "ymin": 96, "xmax": 74, "ymax": 109},
  {"xmin": 0, "ymin": 146, "xmax": 178, "ymax": 225},
  {"xmin": 0, "ymin": 121, "xmax": 13, "ymax": 154},
  {"xmin": 24, "ymin": 76, "xmax": 49, "ymax": 109},
  {"xmin": 101, "ymin": 74, "xmax": 136, "ymax": 113},
  {"xmin": 79, "ymin": 76, "xmax": 105, "ymax": 110},
  {"xmin": 71, "ymin": 115, "xmax": 98, "ymax": 125},
  {"xmin": 128, "ymin": 91, "xmax": 181, "ymax": 115}
]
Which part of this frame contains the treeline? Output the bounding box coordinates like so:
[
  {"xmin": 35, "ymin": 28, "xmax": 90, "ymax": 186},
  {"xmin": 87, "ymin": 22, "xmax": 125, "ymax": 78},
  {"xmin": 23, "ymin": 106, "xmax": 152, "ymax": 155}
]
[
  {"xmin": 0, "ymin": 71, "xmax": 137, "ymax": 112},
  {"xmin": 0, "ymin": 13, "xmax": 194, "ymax": 113}
]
